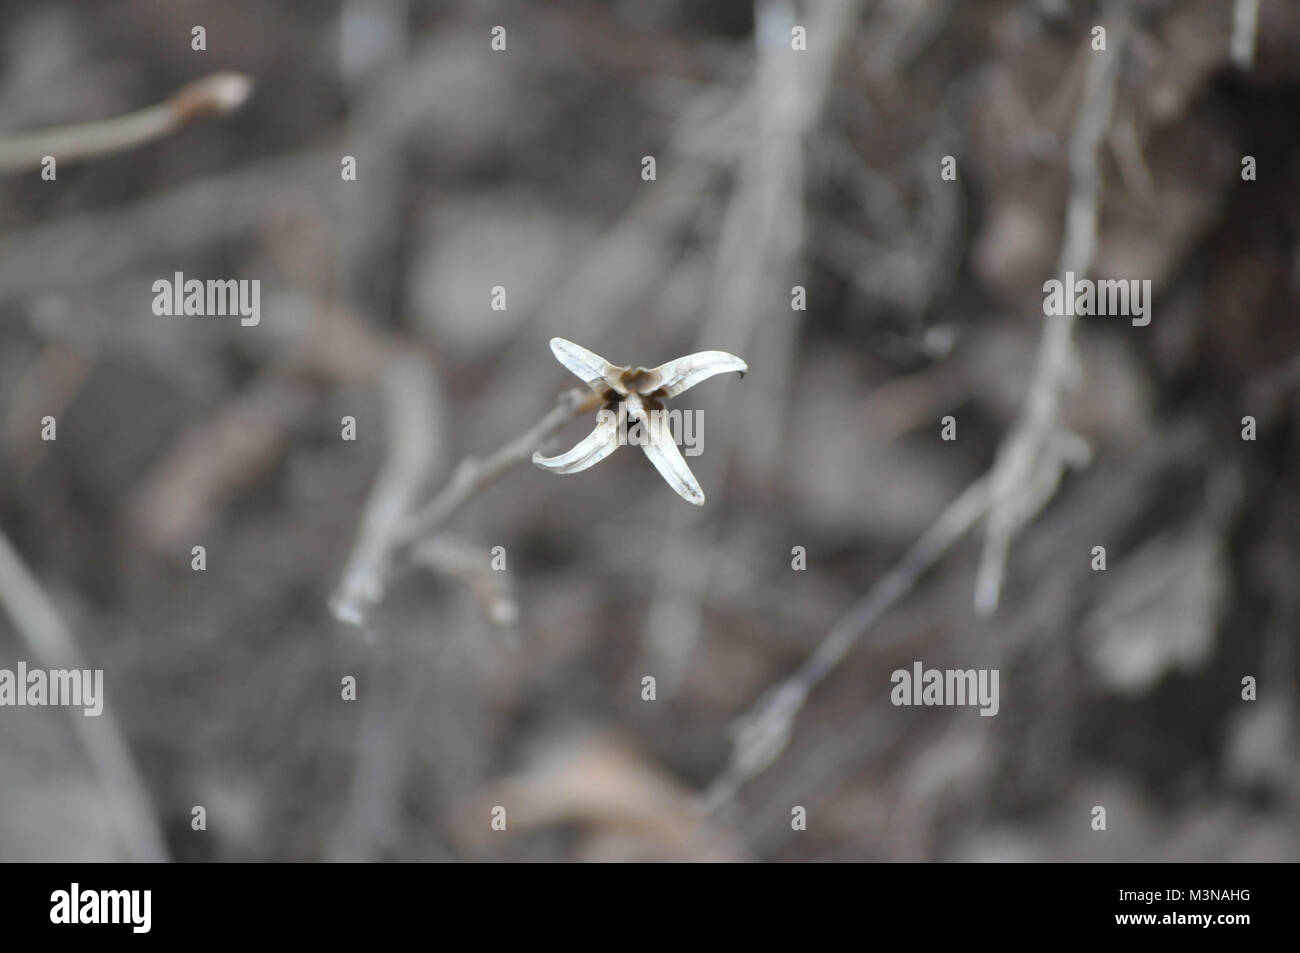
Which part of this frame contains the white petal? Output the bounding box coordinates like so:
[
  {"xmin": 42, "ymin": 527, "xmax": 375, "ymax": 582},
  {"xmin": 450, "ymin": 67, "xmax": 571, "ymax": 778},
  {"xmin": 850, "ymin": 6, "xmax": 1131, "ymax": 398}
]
[
  {"xmin": 627, "ymin": 393, "xmax": 705, "ymax": 505},
  {"xmin": 532, "ymin": 409, "xmax": 621, "ymax": 473},
  {"xmin": 640, "ymin": 350, "xmax": 748, "ymax": 398},
  {"xmin": 549, "ymin": 337, "xmax": 625, "ymax": 393}
]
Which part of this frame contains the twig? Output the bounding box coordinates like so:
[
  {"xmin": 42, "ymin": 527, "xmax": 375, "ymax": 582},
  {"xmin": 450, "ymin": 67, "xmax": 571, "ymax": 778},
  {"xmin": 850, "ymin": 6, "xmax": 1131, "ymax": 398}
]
[
  {"xmin": 0, "ymin": 151, "xmax": 311, "ymax": 307},
  {"xmin": 1231, "ymin": 0, "xmax": 1261, "ymax": 71},
  {"xmin": 2, "ymin": 338, "xmax": 97, "ymax": 477},
  {"xmin": 973, "ymin": 13, "xmax": 1126, "ymax": 616},
  {"xmin": 0, "ymin": 72, "xmax": 252, "ymax": 174},
  {"xmin": 330, "ymin": 384, "xmax": 594, "ymax": 625},
  {"xmin": 330, "ymin": 354, "xmax": 442, "ymax": 627},
  {"xmin": 411, "ymin": 536, "xmax": 519, "ymax": 627},
  {"xmin": 704, "ymin": 477, "xmax": 991, "ymax": 811},
  {"xmin": 393, "ymin": 388, "xmax": 595, "ymax": 546},
  {"xmin": 125, "ymin": 375, "xmax": 313, "ymax": 553},
  {"xmin": 0, "ymin": 26, "xmax": 508, "ymax": 304},
  {"xmin": 868, "ymin": 0, "xmax": 958, "ymax": 81},
  {"xmin": 0, "ymin": 529, "xmax": 169, "ymax": 861}
]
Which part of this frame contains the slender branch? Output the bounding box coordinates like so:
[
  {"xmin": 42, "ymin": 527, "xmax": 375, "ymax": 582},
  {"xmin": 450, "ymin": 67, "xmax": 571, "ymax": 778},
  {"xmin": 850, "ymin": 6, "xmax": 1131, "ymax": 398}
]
[
  {"xmin": 704, "ymin": 477, "xmax": 991, "ymax": 811},
  {"xmin": 0, "ymin": 72, "xmax": 252, "ymax": 174},
  {"xmin": 393, "ymin": 388, "xmax": 596, "ymax": 547},
  {"xmin": 0, "ymin": 529, "xmax": 169, "ymax": 861},
  {"xmin": 973, "ymin": 13, "xmax": 1126, "ymax": 616},
  {"xmin": 411, "ymin": 536, "xmax": 519, "ymax": 627},
  {"xmin": 330, "ymin": 354, "xmax": 442, "ymax": 627},
  {"xmin": 330, "ymin": 383, "xmax": 595, "ymax": 625}
]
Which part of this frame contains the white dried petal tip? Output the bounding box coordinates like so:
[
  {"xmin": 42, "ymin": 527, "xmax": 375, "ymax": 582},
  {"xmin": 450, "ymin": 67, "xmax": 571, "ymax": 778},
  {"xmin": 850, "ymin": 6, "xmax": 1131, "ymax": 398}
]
[
  {"xmin": 630, "ymin": 394, "xmax": 705, "ymax": 505},
  {"xmin": 532, "ymin": 410, "xmax": 620, "ymax": 473},
  {"xmin": 642, "ymin": 350, "xmax": 748, "ymax": 398},
  {"xmin": 549, "ymin": 337, "xmax": 626, "ymax": 393}
]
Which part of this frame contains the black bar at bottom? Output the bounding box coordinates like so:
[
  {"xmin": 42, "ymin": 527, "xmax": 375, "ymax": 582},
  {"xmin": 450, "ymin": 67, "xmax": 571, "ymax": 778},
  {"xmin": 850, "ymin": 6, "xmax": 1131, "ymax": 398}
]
[{"xmin": 6, "ymin": 861, "xmax": 1281, "ymax": 942}]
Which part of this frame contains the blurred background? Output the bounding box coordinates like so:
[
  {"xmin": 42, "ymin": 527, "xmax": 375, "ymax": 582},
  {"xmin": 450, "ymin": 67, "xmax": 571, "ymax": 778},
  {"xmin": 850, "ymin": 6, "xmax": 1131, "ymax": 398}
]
[{"xmin": 1, "ymin": 0, "xmax": 1298, "ymax": 862}]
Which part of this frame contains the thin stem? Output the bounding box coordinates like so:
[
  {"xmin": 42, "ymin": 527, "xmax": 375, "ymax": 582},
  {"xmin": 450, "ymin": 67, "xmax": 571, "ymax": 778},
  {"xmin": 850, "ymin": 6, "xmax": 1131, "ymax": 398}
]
[
  {"xmin": 394, "ymin": 388, "xmax": 596, "ymax": 546},
  {"xmin": 0, "ymin": 72, "xmax": 252, "ymax": 174},
  {"xmin": 330, "ymin": 384, "xmax": 597, "ymax": 626}
]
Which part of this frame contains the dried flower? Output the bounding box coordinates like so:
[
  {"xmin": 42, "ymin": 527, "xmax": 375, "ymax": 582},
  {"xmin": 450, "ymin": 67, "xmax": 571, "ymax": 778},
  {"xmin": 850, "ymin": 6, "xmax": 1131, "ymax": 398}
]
[{"xmin": 532, "ymin": 337, "xmax": 748, "ymax": 505}]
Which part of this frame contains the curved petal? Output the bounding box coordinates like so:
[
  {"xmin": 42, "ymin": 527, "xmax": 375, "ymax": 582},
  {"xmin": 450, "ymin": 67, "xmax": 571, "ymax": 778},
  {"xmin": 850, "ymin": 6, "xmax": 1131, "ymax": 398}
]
[
  {"xmin": 549, "ymin": 337, "xmax": 625, "ymax": 393},
  {"xmin": 640, "ymin": 350, "xmax": 747, "ymax": 398},
  {"xmin": 627, "ymin": 394, "xmax": 705, "ymax": 505},
  {"xmin": 531, "ymin": 409, "xmax": 621, "ymax": 473}
]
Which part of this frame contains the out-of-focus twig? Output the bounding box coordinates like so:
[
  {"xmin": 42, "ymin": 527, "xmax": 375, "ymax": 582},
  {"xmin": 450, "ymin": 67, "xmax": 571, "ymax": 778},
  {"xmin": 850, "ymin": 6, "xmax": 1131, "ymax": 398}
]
[
  {"xmin": 973, "ymin": 13, "xmax": 1127, "ymax": 616},
  {"xmin": 706, "ymin": 12, "xmax": 1130, "ymax": 806},
  {"xmin": 0, "ymin": 529, "xmax": 169, "ymax": 861},
  {"xmin": 411, "ymin": 536, "xmax": 519, "ymax": 627},
  {"xmin": 704, "ymin": 477, "xmax": 991, "ymax": 811},
  {"xmin": 0, "ymin": 152, "xmax": 310, "ymax": 306},
  {"xmin": 330, "ymin": 354, "xmax": 443, "ymax": 627},
  {"xmin": 867, "ymin": 0, "xmax": 958, "ymax": 81},
  {"xmin": 0, "ymin": 25, "xmax": 486, "ymax": 303},
  {"xmin": 393, "ymin": 388, "xmax": 597, "ymax": 547},
  {"xmin": 2, "ymin": 338, "xmax": 96, "ymax": 476},
  {"xmin": 1231, "ymin": 0, "xmax": 1260, "ymax": 71},
  {"xmin": 330, "ymin": 384, "xmax": 596, "ymax": 626},
  {"xmin": 0, "ymin": 72, "xmax": 252, "ymax": 174},
  {"xmin": 125, "ymin": 376, "xmax": 314, "ymax": 554}
]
